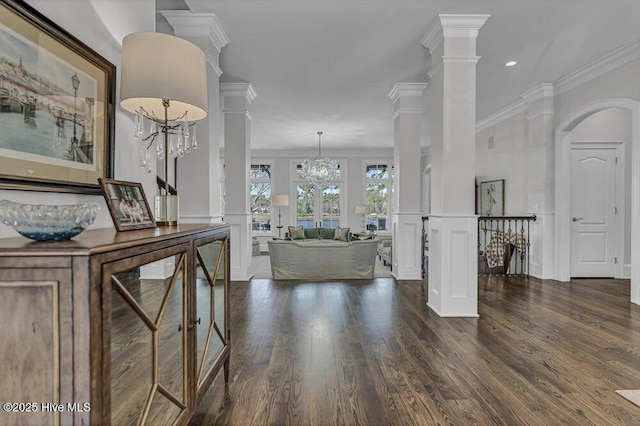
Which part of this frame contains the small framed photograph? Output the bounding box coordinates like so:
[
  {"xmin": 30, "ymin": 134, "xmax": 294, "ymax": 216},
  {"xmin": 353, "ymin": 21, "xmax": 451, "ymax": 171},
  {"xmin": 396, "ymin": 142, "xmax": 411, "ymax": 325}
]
[
  {"xmin": 480, "ymin": 179, "xmax": 505, "ymax": 216},
  {"xmin": 98, "ymin": 178, "xmax": 155, "ymax": 231}
]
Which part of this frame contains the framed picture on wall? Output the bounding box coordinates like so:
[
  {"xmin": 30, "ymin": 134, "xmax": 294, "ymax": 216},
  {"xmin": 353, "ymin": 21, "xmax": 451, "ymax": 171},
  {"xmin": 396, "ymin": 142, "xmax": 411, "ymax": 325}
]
[
  {"xmin": 480, "ymin": 179, "xmax": 505, "ymax": 216},
  {"xmin": 99, "ymin": 178, "xmax": 156, "ymax": 231},
  {"xmin": 0, "ymin": 0, "xmax": 115, "ymax": 194}
]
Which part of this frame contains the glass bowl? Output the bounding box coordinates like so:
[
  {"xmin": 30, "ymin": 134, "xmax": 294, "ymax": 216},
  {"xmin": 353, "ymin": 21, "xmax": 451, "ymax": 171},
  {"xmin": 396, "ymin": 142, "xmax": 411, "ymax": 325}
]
[{"xmin": 0, "ymin": 200, "xmax": 100, "ymax": 241}]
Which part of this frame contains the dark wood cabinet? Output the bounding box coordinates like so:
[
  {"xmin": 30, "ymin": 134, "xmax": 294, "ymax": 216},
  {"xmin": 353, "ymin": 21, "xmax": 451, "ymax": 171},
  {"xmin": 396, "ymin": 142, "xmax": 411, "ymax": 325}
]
[{"xmin": 0, "ymin": 224, "xmax": 230, "ymax": 425}]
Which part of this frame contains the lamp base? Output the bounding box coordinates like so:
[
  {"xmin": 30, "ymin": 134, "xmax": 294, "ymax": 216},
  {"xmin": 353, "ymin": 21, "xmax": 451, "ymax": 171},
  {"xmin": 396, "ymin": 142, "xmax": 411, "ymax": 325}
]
[{"xmin": 155, "ymin": 194, "xmax": 179, "ymax": 226}]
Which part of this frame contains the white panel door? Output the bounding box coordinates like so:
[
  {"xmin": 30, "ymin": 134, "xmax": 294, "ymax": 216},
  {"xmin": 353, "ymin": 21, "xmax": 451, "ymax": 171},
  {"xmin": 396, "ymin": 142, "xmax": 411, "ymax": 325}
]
[{"xmin": 570, "ymin": 148, "xmax": 616, "ymax": 277}]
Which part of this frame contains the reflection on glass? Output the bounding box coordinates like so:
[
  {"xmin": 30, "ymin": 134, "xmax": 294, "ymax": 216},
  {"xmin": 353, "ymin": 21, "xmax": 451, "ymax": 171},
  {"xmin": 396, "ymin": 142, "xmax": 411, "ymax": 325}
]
[
  {"xmin": 195, "ymin": 239, "xmax": 227, "ymax": 386},
  {"xmin": 110, "ymin": 253, "xmax": 187, "ymax": 425}
]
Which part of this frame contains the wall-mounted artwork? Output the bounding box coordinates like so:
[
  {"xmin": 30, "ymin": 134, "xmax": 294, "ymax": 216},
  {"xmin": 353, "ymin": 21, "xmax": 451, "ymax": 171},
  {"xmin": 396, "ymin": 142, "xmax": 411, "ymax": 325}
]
[
  {"xmin": 0, "ymin": 0, "xmax": 115, "ymax": 194},
  {"xmin": 480, "ymin": 179, "xmax": 505, "ymax": 216}
]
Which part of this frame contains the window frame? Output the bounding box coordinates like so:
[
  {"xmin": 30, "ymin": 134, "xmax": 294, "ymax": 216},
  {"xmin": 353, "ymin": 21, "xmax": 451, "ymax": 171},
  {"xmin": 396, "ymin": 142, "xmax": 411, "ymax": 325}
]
[
  {"xmin": 250, "ymin": 162, "xmax": 273, "ymax": 235},
  {"xmin": 363, "ymin": 160, "xmax": 393, "ymax": 234}
]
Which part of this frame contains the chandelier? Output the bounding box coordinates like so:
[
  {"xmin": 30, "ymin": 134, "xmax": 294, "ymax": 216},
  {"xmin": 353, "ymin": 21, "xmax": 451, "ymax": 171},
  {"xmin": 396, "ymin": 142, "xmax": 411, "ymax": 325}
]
[{"xmin": 301, "ymin": 131, "xmax": 338, "ymax": 186}]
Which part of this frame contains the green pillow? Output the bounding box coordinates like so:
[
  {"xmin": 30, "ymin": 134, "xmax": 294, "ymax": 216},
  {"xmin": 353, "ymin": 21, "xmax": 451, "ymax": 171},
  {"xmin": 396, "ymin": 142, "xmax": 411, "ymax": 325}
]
[
  {"xmin": 334, "ymin": 226, "xmax": 350, "ymax": 242},
  {"xmin": 320, "ymin": 227, "xmax": 335, "ymax": 240},
  {"xmin": 288, "ymin": 225, "xmax": 305, "ymax": 240}
]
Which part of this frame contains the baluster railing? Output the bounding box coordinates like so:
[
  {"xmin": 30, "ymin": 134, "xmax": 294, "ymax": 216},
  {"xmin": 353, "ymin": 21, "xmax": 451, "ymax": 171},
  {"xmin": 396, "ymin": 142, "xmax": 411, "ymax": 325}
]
[
  {"xmin": 477, "ymin": 215, "xmax": 536, "ymax": 276},
  {"xmin": 421, "ymin": 216, "xmax": 428, "ymax": 278}
]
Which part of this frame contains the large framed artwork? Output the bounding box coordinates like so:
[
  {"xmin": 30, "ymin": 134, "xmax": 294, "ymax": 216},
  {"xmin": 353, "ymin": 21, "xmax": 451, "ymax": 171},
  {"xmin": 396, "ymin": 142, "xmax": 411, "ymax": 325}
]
[
  {"xmin": 0, "ymin": 0, "xmax": 115, "ymax": 194},
  {"xmin": 480, "ymin": 179, "xmax": 505, "ymax": 216}
]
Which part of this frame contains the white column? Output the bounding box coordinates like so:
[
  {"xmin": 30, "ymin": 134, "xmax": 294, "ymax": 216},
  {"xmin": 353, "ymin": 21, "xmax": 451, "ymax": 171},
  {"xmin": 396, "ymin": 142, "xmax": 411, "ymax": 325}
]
[
  {"xmin": 161, "ymin": 11, "xmax": 229, "ymax": 223},
  {"xmin": 388, "ymin": 83, "xmax": 428, "ymax": 280},
  {"xmin": 221, "ymin": 83, "xmax": 257, "ymax": 281},
  {"xmin": 521, "ymin": 83, "xmax": 555, "ymax": 279},
  {"xmin": 422, "ymin": 14, "xmax": 489, "ymax": 317}
]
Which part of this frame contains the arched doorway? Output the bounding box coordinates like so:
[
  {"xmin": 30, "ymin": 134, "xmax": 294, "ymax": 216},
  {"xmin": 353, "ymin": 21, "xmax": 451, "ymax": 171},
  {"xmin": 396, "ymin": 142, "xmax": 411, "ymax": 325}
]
[{"xmin": 554, "ymin": 98, "xmax": 640, "ymax": 304}]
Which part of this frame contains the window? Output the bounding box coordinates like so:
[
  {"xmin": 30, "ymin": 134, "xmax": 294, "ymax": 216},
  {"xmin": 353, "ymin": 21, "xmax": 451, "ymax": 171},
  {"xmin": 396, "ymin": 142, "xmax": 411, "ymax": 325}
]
[
  {"xmin": 365, "ymin": 163, "xmax": 393, "ymax": 231},
  {"xmin": 250, "ymin": 164, "xmax": 271, "ymax": 232}
]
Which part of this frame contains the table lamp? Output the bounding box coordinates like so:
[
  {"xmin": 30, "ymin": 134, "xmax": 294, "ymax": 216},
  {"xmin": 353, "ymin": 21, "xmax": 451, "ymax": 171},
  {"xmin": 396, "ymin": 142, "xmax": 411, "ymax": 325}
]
[
  {"xmin": 355, "ymin": 205, "xmax": 370, "ymax": 232},
  {"xmin": 120, "ymin": 32, "xmax": 208, "ymax": 225}
]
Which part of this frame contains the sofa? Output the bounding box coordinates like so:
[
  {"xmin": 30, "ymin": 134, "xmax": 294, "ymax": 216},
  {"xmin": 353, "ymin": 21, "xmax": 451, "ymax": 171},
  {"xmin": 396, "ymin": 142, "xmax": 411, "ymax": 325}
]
[
  {"xmin": 267, "ymin": 239, "xmax": 378, "ymax": 279},
  {"xmin": 285, "ymin": 226, "xmax": 353, "ymax": 242}
]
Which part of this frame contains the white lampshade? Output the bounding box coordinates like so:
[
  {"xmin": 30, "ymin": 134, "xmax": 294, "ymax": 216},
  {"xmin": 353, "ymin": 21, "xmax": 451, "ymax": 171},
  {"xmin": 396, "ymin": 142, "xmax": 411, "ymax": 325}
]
[
  {"xmin": 272, "ymin": 194, "xmax": 290, "ymax": 207},
  {"xmin": 120, "ymin": 32, "xmax": 208, "ymax": 121},
  {"xmin": 355, "ymin": 205, "xmax": 370, "ymax": 215}
]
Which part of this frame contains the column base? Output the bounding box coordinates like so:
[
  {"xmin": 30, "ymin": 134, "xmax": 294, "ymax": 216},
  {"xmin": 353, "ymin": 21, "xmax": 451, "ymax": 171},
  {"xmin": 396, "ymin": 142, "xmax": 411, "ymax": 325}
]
[
  {"xmin": 427, "ymin": 214, "xmax": 478, "ymax": 317},
  {"xmin": 391, "ymin": 212, "xmax": 423, "ymax": 280},
  {"xmin": 224, "ymin": 212, "xmax": 252, "ymax": 281}
]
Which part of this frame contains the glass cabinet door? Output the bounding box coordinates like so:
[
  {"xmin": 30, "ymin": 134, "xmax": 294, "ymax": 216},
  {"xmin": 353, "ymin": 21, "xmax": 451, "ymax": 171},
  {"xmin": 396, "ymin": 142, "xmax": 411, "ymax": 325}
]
[
  {"xmin": 108, "ymin": 246, "xmax": 189, "ymax": 425},
  {"xmin": 194, "ymin": 238, "xmax": 228, "ymax": 392}
]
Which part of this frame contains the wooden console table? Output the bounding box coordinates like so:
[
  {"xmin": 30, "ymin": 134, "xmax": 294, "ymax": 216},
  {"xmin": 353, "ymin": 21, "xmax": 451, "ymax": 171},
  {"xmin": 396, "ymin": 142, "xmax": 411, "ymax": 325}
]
[{"xmin": 0, "ymin": 224, "xmax": 230, "ymax": 425}]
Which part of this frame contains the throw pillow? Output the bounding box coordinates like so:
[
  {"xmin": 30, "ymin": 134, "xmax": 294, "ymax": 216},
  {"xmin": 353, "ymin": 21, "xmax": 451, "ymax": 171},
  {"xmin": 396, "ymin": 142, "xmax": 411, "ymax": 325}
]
[
  {"xmin": 288, "ymin": 225, "xmax": 305, "ymax": 240},
  {"xmin": 333, "ymin": 226, "xmax": 350, "ymax": 242}
]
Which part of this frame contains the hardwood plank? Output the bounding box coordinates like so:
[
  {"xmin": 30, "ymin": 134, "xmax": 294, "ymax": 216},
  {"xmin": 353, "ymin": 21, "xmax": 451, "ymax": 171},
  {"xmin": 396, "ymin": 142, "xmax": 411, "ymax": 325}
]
[{"xmin": 183, "ymin": 276, "xmax": 640, "ymax": 425}]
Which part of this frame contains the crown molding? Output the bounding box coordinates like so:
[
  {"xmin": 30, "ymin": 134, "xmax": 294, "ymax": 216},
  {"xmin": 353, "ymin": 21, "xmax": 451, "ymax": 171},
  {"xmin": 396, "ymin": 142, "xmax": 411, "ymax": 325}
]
[
  {"xmin": 439, "ymin": 14, "xmax": 490, "ymax": 39},
  {"xmin": 555, "ymin": 39, "xmax": 640, "ymax": 95},
  {"xmin": 475, "ymin": 100, "xmax": 528, "ymax": 132},
  {"xmin": 207, "ymin": 58, "xmax": 223, "ymax": 77},
  {"xmin": 427, "ymin": 61, "xmax": 443, "ymax": 80},
  {"xmin": 420, "ymin": 17, "xmax": 442, "ymax": 52},
  {"xmin": 160, "ymin": 11, "xmax": 230, "ymax": 53},
  {"xmin": 220, "ymin": 82, "xmax": 257, "ymax": 103},
  {"xmin": 521, "ymin": 83, "xmax": 554, "ymax": 102},
  {"xmin": 387, "ymin": 82, "xmax": 429, "ymax": 102},
  {"xmin": 476, "ymin": 39, "xmax": 640, "ymax": 132}
]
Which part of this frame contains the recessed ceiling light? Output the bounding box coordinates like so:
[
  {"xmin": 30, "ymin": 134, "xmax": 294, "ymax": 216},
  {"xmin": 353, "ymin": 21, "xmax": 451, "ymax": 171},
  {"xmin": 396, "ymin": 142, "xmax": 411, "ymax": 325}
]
[{"xmin": 505, "ymin": 61, "xmax": 517, "ymax": 67}]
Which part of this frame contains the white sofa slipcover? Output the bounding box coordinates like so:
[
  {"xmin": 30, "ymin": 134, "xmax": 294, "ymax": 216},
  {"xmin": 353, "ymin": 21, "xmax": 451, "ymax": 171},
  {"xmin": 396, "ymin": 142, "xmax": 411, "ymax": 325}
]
[{"xmin": 267, "ymin": 239, "xmax": 378, "ymax": 279}]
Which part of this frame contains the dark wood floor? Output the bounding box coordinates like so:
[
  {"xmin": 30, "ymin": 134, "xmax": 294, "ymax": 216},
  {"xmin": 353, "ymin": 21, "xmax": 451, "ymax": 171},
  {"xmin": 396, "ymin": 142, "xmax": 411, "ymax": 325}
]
[{"xmin": 190, "ymin": 275, "xmax": 640, "ymax": 425}]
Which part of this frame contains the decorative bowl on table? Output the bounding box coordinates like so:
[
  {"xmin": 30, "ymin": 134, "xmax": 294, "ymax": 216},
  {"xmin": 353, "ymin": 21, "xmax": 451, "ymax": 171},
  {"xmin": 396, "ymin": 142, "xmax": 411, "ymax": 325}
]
[{"xmin": 0, "ymin": 200, "xmax": 100, "ymax": 241}]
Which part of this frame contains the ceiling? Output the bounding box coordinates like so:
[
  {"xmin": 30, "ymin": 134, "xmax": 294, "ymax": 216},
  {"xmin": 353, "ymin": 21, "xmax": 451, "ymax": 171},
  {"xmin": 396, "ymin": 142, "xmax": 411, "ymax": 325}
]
[{"xmin": 157, "ymin": 0, "xmax": 640, "ymax": 153}]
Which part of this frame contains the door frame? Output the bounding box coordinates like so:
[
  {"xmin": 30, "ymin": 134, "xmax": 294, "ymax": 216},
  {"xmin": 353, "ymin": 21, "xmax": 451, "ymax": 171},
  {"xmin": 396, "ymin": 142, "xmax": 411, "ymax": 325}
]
[
  {"xmin": 290, "ymin": 159, "xmax": 347, "ymax": 228},
  {"xmin": 554, "ymin": 98, "xmax": 640, "ymax": 304},
  {"xmin": 569, "ymin": 142, "xmax": 624, "ymax": 278}
]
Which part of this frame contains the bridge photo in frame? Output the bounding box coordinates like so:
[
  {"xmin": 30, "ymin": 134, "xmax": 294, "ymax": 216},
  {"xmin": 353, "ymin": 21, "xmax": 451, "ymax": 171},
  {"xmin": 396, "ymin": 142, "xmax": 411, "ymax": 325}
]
[{"xmin": 0, "ymin": 0, "xmax": 114, "ymax": 194}]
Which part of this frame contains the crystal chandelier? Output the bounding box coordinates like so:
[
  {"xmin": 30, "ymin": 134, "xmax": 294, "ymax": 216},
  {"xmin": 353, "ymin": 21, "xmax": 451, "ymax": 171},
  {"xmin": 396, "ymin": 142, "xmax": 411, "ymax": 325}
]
[{"xmin": 301, "ymin": 131, "xmax": 338, "ymax": 186}]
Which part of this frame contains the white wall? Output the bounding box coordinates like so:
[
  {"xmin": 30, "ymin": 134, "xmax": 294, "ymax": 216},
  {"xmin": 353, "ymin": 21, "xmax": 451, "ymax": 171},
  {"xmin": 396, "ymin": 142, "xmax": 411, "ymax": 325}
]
[
  {"xmin": 0, "ymin": 0, "xmax": 156, "ymax": 239},
  {"xmin": 474, "ymin": 56, "xmax": 640, "ymax": 279},
  {"xmin": 476, "ymin": 111, "xmax": 528, "ymax": 215}
]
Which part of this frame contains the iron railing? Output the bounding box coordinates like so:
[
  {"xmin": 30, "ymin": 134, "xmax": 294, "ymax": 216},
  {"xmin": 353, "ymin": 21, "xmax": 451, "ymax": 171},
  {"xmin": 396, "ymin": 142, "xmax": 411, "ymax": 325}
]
[
  {"xmin": 421, "ymin": 215, "xmax": 536, "ymax": 278},
  {"xmin": 422, "ymin": 216, "xmax": 428, "ymax": 278},
  {"xmin": 477, "ymin": 215, "xmax": 536, "ymax": 276}
]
